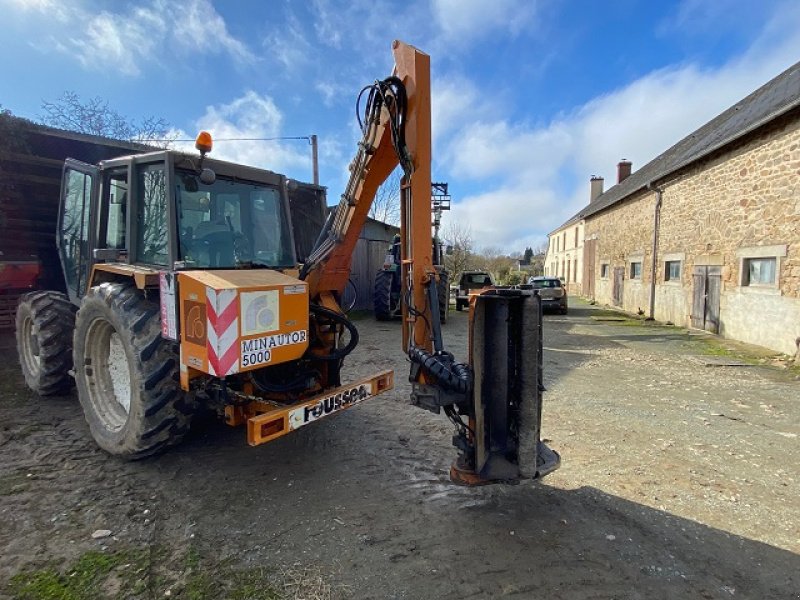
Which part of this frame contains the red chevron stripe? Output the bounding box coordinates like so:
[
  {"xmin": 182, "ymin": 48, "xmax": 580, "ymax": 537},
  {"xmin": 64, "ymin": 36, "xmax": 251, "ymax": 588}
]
[
  {"xmin": 207, "ymin": 345, "xmax": 220, "ymax": 375},
  {"xmin": 217, "ymin": 342, "xmax": 240, "ymax": 375},
  {"xmin": 207, "ymin": 337, "xmax": 239, "ymax": 376},
  {"xmin": 207, "ymin": 297, "xmax": 238, "ymax": 335}
]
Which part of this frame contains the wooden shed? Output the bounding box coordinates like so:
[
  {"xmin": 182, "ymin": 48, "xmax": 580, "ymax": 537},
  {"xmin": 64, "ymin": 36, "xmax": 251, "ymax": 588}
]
[
  {"xmin": 0, "ymin": 115, "xmax": 148, "ymax": 329},
  {"xmin": 342, "ymin": 217, "xmax": 400, "ymax": 311}
]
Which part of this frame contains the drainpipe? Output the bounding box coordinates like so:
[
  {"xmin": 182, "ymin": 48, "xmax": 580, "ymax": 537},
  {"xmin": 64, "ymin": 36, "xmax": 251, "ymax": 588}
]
[{"xmin": 648, "ymin": 187, "xmax": 663, "ymax": 320}]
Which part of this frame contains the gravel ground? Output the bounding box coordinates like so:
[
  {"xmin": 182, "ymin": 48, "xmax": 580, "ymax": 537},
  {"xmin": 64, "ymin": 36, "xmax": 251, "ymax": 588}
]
[{"xmin": 0, "ymin": 298, "xmax": 798, "ymax": 599}]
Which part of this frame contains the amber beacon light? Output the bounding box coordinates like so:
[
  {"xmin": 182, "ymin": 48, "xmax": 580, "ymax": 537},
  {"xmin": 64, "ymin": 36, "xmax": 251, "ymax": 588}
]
[{"xmin": 195, "ymin": 131, "xmax": 213, "ymax": 154}]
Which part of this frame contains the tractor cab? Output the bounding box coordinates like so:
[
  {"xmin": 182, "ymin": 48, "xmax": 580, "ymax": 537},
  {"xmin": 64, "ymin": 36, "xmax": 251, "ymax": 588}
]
[{"xmin": 57, "ymin": 146, "xmax": 298, "ymax": 303}]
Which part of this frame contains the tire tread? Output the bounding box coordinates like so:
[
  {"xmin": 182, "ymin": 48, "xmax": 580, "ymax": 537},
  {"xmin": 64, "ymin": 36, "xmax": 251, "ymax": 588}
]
[
  {"xmin": 74, "ymin": 282, "xmax": 192, "ymax": 459},
  {"xmin": 15, "ymin": 290, "xmax": 77, "ymax": 396}
]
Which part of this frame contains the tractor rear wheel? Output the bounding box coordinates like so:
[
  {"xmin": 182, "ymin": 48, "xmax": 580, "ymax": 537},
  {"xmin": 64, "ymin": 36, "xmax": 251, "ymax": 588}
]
[
  {"xmin": 437, "ymin": 270, "xmax": 449, "ymax": 324},
  {"xmin": 73, "ymin": 282, "xmax": 193, "ymax": 459},
  {"xmin": 15, "ymin": 291, "xmax": 77, "ymax": 396},
  {"xmin": 373, "ymin": 269, "xmax": 395, "ymax": 321}
]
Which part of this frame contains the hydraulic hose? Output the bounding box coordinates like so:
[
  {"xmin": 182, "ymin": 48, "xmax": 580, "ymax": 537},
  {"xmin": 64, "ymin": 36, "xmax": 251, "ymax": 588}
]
[
  {"xmin": 308, "ymin": 304, "xmax": 359, "ymax": 361},
  {"xmin": 408, "ymin": 347, "xmax": 472, "ymax": 394}
]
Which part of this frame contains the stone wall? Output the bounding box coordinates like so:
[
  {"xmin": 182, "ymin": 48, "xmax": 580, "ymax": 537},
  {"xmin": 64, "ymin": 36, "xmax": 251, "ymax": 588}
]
[{"xmin": 584, "ymin": 112, "xmax": 800, "ymax": 354}]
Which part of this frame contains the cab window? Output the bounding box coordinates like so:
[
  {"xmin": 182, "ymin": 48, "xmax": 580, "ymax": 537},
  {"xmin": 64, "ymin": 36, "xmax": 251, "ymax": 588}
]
[{"xmin": 136, "ymin": 166, "xmax": 169, "ymax": 266}]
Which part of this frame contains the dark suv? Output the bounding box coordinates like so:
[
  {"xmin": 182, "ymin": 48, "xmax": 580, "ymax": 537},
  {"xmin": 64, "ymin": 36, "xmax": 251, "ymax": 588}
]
[
  {"xmin": 456, "ymin": 271, "xmax": 495, "ymax": 311},
  {"xmin": 529, "ymin": 276, "xmax": 568, "ymax": 314}
]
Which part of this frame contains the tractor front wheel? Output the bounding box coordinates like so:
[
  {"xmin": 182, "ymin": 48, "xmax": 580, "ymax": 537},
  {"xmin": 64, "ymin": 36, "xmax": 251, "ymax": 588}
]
[{"xmin": 73, "ymin": 283, "xmax": 193, "ymax": 459}]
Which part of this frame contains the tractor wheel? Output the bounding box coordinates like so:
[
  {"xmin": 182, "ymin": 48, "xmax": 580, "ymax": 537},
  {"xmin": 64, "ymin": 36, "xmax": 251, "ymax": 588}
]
[
  {"xmin": 373, "ymin": 270, "xmax": 395, "ymax": 321},
  {"xmin": 73, "ymin": 282, "xmax": 193, "ymax": 459},
  {"xmin": 15, "ymin": 291, "xmax": 77, "ymax": 396},
  {"xmin": 437, "ymin": 270, "xmax": 449, "ymax": 324}
]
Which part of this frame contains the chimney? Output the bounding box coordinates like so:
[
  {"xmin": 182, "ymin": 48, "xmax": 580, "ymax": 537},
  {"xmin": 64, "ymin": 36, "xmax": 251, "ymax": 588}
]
[
  {"xmin": 617, "ymin": 159, "xmax": 632, "ymax": 183},
  {"xmin": 590, "ymin": 176, "xmax": 604, "ymax": 203}
]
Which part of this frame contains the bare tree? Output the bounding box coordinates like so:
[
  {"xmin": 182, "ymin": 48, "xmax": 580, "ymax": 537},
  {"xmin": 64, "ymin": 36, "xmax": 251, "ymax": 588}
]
[
  {"xmin": 474, "ymin": 246, "xmax": 516, "ymax": 282},
  {"xmin": 369, "ymin": 168, "xmax": 401, "ymax": 225},
  {"xmin": 529, "ymin": 240, "xmax": 549, "ymax": 276},
  {"xmin": 40, "ymin": 91, "xmax": 175, "ymax": 146},
  {"xmin": 442, "ymin": 221, "xmax": 474, "ymax": 279}
]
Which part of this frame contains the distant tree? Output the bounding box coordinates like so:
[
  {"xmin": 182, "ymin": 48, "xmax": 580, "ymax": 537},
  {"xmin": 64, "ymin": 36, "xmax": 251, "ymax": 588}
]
[
  {"xmin": 523, "ymin": 246, "xmax": 534, "ymax": 264},
  {"xmin": 0, "ymin": 106, "xmax": 32, "ymax": 153},
  {"xmin": 40, "ymin": 91, "xmax": 174, "ymax": 146},
  {"xmin": 528, "ymin": 240, "xmax": 549, "ymax": 276},
  {"xmin": 369, "ymin": 168, "xmax": 401, "ymax": 225},
  {"xmin": 474, "ymin": 246, "xmax": 516, "ymax": 282},
  {"xmin": 503, "ymin": 271, "xmax": 524, "ymax": 286},
  {"xmin": 443, "ymin": 221, "xmax": 474, "ymax": 278}
]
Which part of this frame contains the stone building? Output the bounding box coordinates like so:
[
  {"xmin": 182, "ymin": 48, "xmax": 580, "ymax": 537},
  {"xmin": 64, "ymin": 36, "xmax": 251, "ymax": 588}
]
[
  {"xmin": 561, "ymin": 61, "xmax": 800, "ymax": 355},
  {"xmin": 544, "ymin": 197, "xmax": 591, "ymax": 294}
]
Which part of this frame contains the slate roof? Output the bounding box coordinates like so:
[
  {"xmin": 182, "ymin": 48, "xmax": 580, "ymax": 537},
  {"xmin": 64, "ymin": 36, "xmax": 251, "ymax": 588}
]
[{"xmin": 566, "ymin": 59, "xmax": 800, "ymax": 225}]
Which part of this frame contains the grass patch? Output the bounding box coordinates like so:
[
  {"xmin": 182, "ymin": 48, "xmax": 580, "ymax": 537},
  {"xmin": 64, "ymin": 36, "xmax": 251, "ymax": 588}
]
[
  {"xmin": 7, "ymin": 544, "xmax": 337, "ymax": 600},
  {"xmin": 9, "ymin": 550, "xmax": 126, "ymax": 600},
  {"xmin": 691, "ymin": 337, "xmax": 788, "ymax": 368}
]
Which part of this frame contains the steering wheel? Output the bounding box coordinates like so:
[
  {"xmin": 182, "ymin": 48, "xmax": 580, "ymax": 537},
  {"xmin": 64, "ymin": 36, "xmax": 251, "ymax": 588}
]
[{"xmin": 233, "ymin": 232, "xmax": 252, "ymax": 262}]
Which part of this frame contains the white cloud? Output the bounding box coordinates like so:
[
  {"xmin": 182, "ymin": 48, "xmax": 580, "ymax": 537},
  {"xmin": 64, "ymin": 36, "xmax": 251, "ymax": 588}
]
[
  {"xmin": 63, "ymin": 10, "xmax": 165, "ymax": 76},
  {"xmin": 431, "ymin": 0, "xmax": 538, "ymax": 42},
  {"xmin": 263, "ymin": 11, "xmax": 313, "ymax": 70},
  {"xmin": 170, "ymin": 91, "xmax": 312, "ymax": 179},
  {"xmin": 3, "ymin": 0, "xmax": 71, "ymax": 21},
  {"xmin": 439, "ymin": 2, "xmax": 800, "ymax": 251},
  {"xmin": 168, "ymin": 0, "xmax": 253, "ymax": 63},
  {"xmin": 9, "ymin": 0, "xmax": 253, "ymax": 76}
]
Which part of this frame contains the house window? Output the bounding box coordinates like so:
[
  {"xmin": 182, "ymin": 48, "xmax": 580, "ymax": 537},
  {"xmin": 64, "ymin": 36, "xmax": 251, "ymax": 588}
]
[
  {"xmin": 742, "ymin": 257, "xmax": 776, "ymax": 286},
  {"xmin": 736, "ymin": 245, "xmax": 785, "ymax": 289},
  {"xmin": 574, "ymin": 227, "xmax": 578, "ymax": 247},
  {"xmin": 566, "ymin": 260, "xmax": 571, "ymax": 282},
  {"xmin": 665, "ymin": 260, "xmax": 681, "ymax": 282},
  {"xmin": 630, "ymin": 261, "xmax": 642, "ymax": 279},
  {"xmin": 600, "ymin": 263, "xmax": 609, "ymax": 278}
]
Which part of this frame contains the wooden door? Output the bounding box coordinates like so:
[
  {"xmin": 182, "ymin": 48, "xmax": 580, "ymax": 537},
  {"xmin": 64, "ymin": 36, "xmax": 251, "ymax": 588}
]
[
  {"xmin": 612, "ymin": 267, "xmax": 624, "ymax": 307},
  {"xmin": 691, "ymin": 266, "xmax": 721, "ymax": 333}
]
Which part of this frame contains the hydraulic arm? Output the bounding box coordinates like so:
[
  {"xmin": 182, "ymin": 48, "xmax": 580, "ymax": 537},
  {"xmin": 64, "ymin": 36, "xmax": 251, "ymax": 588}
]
[{"xmin": 302, "ymin": 40, "xmax": 559, "ymax": 484}]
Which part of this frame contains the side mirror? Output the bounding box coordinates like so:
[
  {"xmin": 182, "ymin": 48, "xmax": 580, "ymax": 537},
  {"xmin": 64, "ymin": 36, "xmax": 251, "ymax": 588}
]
[{"xmin": 199, "ymin": 168, "xmax": 216, "ymax": 185}]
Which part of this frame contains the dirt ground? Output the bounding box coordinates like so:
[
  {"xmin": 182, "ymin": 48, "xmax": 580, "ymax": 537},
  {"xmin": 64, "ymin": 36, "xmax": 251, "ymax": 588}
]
[{"xmin": 1, "ymin": 298, "xmax": 798, "ymax": 599}]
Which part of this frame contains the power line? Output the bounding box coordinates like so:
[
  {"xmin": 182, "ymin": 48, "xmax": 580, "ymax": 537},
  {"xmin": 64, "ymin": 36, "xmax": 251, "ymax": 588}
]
[{"xmin": 138, "ymin": 135, "xmax": 313, "ymax": 143}]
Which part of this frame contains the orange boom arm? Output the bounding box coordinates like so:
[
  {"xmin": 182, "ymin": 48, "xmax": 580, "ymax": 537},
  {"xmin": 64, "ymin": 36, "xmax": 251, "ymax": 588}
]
[{"xmin": 303, "ymin": 40, "xmax": 434, "ymax": 353}]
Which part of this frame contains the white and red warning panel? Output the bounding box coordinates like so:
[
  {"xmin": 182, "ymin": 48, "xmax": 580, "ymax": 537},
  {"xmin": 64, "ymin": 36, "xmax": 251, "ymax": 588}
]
[
  {"xmin": 176, "ymin": 270, "xmax": 310, "ymax": 385},
  {"xmin": 159, "ymin": 271, "xmax": 178, "ymax": 341}
]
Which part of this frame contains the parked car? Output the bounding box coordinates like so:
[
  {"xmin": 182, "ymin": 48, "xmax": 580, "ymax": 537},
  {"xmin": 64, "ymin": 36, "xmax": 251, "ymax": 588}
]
[
  {"xmin": 528, "ymin": 276, "xmax": 568, "ymax": 314},
  {"xmin": 456, "ymin": 271, "xmax": 495, "ymax": 311}
]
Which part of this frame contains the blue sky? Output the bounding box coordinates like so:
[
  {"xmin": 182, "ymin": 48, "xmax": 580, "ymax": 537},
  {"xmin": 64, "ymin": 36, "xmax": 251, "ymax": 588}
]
[{"xmin": 2, "ymin": 0, "xmax": 799, "ymax": 252}]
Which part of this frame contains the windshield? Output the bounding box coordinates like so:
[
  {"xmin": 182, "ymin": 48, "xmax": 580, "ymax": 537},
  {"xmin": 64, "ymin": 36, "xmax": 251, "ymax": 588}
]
[
  {"xmin": 531, "ymin": 278, "xmax": 561, "ymax": 288},
  {"xmin": 461, "ymin": 273, "xmax": 492, "ymax": 285},
  {"xmin": 176, "ymin": 171, "xmax": 294, "ymax": 268}
]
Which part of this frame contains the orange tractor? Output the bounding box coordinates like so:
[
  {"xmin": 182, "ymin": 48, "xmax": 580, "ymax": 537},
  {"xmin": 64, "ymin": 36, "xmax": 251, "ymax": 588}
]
[{"xmin": 15, "ymin": 41, "xmax": 558, "ymax": 484}]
